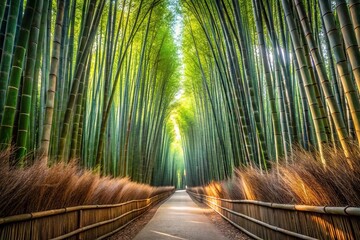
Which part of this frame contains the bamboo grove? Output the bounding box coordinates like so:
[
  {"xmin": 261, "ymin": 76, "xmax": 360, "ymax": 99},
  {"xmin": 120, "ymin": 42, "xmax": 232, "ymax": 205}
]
[
  {"xmin": 0, "ymin": 0, "xmax": 185, "ymax": 188},
  {"xmin": 2, "ymin": 0, "xmax": 360, "ymax": 190},
  {"xmin": 179, "ymin": 0, "xmax": 360, "ymax": 187}
]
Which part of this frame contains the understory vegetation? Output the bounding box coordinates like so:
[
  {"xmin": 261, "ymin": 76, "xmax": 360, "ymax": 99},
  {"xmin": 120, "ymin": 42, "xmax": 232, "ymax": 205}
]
[
  {"xmin": 189, "ymin": 148, "xmax": 360, "ymax": 206},
  {"xmin": 0, "ymin": 152, "xmax": 174, "ymax": 217}
]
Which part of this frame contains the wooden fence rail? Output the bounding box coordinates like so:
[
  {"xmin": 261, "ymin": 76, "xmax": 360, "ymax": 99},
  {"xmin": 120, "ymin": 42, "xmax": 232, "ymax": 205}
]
[
  {"xmin": 0, "ymin": 190, "xmax": 174, "ymax": 240},
  {"xmin": 188, "ymin": 191, "xmax": 360, "ymax": 240}
]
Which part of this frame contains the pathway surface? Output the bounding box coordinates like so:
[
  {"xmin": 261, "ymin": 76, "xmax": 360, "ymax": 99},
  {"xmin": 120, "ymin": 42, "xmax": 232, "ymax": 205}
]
[{"xmin": 133, "ymin": 190, "xmax": 229, "ymax": 240}]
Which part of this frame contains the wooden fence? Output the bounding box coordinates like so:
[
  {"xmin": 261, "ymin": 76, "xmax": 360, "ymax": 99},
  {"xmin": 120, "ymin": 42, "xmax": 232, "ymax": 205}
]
[
  {"xmin": 0, "ymin": 190, "xmax": 174, "ymax": 240},
  {"xmin": 188, "ymin": 191, "xmax": 360, "ymax": 240}
]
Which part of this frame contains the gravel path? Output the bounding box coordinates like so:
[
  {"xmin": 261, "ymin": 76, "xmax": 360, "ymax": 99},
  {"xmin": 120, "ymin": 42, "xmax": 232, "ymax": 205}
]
[{"xmin": 107, "ymin": 190, "xmax": 252, "ymax": 240}]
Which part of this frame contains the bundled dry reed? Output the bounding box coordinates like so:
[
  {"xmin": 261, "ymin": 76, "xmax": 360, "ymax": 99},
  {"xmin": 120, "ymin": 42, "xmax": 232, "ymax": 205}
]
[
  {"xmin": 189, "ymin": 147, "xmax": 360, "ymax": 206},
  {"xmin": 0, "ymin": 155, "xmax": 174, "ymax": 217}
]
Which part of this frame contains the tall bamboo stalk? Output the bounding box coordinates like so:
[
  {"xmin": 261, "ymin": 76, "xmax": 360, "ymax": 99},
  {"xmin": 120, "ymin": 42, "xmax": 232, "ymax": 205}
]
[
  {"xmin": 0, "ymin": 0, "xmax": 21, "ymax": 123},
  {"xmin": 39, "ymin": 0, "xmax": 66, "ymax": 162},
  {"xmin": 0, "ymin": 0, "xmax": 37, "ymax": 153},
  {"xmin": 319, "ymin": 0, "xmax": 360, "ymax": 145},
  {"xmin": 15, "ymin": 0, "xmax": 45, "ymax": 161}
]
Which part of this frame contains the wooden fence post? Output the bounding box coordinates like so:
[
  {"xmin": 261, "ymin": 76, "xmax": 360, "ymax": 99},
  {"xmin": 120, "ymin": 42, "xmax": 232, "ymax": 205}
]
[{"xmin": 78, "ymin": 210, "xmax": 83, "ymax": 240}]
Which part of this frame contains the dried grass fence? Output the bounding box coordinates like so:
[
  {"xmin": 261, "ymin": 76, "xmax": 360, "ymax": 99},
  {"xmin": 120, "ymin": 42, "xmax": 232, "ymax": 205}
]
[
  {"xmin": 0, "ymin": 190, "xmax": 174, "ymax": 240},
  {"xmin": 188, "ymin": 191, "xmax": 360, "ymax": 240}
]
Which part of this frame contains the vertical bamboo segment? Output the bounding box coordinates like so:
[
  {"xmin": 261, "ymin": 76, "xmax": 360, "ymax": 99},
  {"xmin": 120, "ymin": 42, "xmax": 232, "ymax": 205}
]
[
  {"xmin": 0, "ymin": 0, "xmax": 37, "ymax": 151},
  {"xmin": 252, "ymin": 0, "xmax": 284, "ymax": 163},
  {"xmin": 58, "ymin": 0, "xmax": 97, "ymax": 160},
  {"xmin": 58, "ymin": 0, "xmax": 106, "ymax": 161},
  {"xmin": 293, "ymin": 0, "xmax": 350, "ymax": 156},
  {"xmin": 194, "ymin": 1, "xmax": 255, "ymax": 166},
  {"xmin": 95, "ymin": 0, "xmax": 154, "ymax": 171},
  {"xmin": 0, "ymin": 0, "xmax": 6, "ymax": 25},
  {"xmin": 280, "ymin": 0, "xmax": 327, "ymax": 163},
  {"xmin": 221, "ymin": 0, "xmax": 269, "ymax": 165},
  {"xmin": 260, "ymin": 0, "xmax": 293, "ymax": 159},
  {"xmin": 334, "ymin": 0, "xmax": 360, "ymax": 92},
  {"xmin": 0, "ymin": 1, "xmax": 10, "ymax": 62},
  {"xmin": 349, "ymin": 0, "xmax": 360, "ymax": 48},
  {"xmin": 39, "ymin": 0, "xmax": 66, "ymax": 162},
  {"xmin": 69, "ymin": 55, "xmax": 90, "ymax": 160},
  {"xmin": 0, "ymin": 0, "xmax": 21, "ymax": 123},
  {"xmin": 301, "ymin": 32, "xmax": 331, "ymax": 142},
  {"xmin": 319, "ymin": 0, "xmax": 360, "ymax": 145},
  {"xmin": 30, "ymin": 0, "xmax": 49, "ymax": 160},
  {"xmin": 15, "ymin": 0, "xmax": 45, "ymax": 161}
]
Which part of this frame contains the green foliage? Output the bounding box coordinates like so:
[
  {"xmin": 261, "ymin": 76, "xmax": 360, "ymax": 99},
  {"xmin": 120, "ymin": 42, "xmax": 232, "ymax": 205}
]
[
  {"xmin": 179, "ymin": 0, "xmax": 360, "ymax": 186},
  {"xmin": 0, "ymin": 0, "xmax": 183, "ymax": 187},
  {"xmin": 2, "ymin": 0, "xmax": 360, "ymax": 190}
]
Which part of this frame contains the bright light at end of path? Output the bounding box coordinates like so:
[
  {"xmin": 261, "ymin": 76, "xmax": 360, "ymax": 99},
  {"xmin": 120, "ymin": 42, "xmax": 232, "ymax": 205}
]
[
  {"xmin": 169, "ymin": 0, "xmax": 185, "ymax": 103},
  {"xmin": 171, "ymin": 115, "xmax": 181, "ymax": 142}
]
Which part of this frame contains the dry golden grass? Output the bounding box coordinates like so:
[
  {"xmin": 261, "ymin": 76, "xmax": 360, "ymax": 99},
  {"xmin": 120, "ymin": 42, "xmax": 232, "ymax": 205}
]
[
  {"xmin": 0, "ymin": 157, "xmax": 174, "ymax": 217},
  {"xmin": 189, "ymin": 147, "xmax": 360, "ymax": 206}
]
